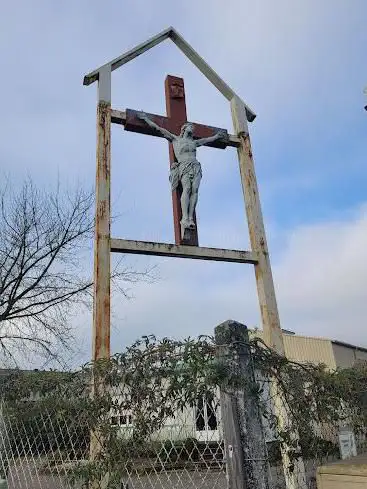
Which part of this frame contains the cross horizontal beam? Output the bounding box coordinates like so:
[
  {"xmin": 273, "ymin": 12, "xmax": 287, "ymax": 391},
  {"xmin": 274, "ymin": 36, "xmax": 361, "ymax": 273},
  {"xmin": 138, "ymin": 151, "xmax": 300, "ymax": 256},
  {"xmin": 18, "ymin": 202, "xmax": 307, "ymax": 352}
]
[
  {"xmin": 110, "ymin": 109, "xmax": 241, "ymax": 147},
  {"xmin": 110, "ymin": 238, "xmax": 258, "ymax": 264}
]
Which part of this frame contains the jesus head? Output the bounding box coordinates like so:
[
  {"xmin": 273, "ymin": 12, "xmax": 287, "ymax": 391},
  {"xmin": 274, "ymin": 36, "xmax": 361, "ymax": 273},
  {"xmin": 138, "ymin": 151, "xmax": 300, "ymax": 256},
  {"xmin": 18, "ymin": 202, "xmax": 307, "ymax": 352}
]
[{"xmin": 180, "ymin": 122, "xmax": 194, "ymax": 138}]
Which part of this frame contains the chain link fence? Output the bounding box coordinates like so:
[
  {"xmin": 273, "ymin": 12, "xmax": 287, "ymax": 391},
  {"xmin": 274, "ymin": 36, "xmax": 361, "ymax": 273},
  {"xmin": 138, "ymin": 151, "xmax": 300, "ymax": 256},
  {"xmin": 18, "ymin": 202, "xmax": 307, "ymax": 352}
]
[
  {"xmin": 0, "ymin": 382, "xmax": 227, "ymax": 488},
  {"xmin": 0, "ymin": 325, "xmax": 366, "ymax": 489}
]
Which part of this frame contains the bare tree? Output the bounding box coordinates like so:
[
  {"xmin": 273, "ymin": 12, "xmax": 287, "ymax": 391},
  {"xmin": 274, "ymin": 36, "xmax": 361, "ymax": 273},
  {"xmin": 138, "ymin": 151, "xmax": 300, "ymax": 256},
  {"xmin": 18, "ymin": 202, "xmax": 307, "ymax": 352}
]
[{"xmin": 0, "ymin": 179, "xmax": 150, "ymax": 366}]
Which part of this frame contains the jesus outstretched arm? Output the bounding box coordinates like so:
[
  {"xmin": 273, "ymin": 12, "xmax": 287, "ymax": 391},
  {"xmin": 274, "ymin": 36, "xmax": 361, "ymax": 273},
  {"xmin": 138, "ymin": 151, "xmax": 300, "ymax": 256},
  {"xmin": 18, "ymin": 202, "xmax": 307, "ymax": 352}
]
[
  {"xmin": 137, "ymin": 111, "xmax": 177, "ymax": 142},
  {"xmin": 195, "ymin": 130, "xmax": 228, "ymax": 147}
]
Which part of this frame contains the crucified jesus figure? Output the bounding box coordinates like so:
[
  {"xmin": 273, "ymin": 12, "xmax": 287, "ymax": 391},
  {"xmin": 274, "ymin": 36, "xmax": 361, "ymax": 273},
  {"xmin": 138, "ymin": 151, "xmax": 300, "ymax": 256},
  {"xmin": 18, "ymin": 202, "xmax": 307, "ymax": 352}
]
[{"xmin": 137, "ymin": 111, "xmax": 228, "ymax": 231}]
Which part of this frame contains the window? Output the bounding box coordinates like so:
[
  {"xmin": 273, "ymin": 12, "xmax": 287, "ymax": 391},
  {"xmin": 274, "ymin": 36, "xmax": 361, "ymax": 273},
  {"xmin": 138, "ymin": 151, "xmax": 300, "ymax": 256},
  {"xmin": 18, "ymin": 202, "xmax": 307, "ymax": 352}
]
[
  {"xmin": 110, "ymin": 412, "xmax": 133, "ymax": 427},
  {"xmin": 119, "ymin": 414, "xmax": 132, "ymax": 426},
  {"xmin": 195, "ymin": 395, "xmax": 218, "ymax": 431}
]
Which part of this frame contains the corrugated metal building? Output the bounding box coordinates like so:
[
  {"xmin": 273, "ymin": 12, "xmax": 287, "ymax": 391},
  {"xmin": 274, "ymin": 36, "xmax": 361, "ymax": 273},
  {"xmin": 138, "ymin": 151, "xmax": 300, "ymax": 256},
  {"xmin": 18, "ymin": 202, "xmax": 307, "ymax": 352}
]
[{"xmin": 252, "ymin": 329, "xmax": 367, "ymax": 370}]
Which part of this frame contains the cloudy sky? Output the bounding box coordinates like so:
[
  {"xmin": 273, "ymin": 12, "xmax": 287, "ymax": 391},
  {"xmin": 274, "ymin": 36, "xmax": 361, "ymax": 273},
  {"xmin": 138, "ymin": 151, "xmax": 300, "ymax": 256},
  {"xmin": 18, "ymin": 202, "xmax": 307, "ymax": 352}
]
[{"xmin": 1, "ymin": 0, "xmax": 367, "ymax": 364}]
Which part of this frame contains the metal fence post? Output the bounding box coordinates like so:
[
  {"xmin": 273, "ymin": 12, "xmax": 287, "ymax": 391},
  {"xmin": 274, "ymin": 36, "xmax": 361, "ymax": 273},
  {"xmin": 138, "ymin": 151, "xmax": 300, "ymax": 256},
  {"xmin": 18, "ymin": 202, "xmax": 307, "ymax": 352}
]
[{"xmin": 215, "ymin": 320, "xmax": 271, "ymax": 489}]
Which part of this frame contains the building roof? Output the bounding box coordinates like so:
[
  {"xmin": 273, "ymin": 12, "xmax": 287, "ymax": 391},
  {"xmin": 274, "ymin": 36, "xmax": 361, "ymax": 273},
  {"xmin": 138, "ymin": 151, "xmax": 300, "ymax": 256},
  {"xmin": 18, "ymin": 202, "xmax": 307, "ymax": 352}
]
[{"xmin": 331, "ymin": 339, "xmax": 367, "ymax": 354}]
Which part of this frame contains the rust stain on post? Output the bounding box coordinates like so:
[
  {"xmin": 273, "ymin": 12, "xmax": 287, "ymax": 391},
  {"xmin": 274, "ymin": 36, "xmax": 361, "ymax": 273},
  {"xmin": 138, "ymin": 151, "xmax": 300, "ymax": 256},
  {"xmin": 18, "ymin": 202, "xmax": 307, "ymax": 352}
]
[
  {"xmin": 92, "ymin": 101, "xmax": 111, "ymax": 362},
  {"xmin": 90, "ymin": 95, "xmax": 112, "ymax": 489},
  {"xmin": 235, "ymin": 128, "xmax": 285, "ymax": 355}
]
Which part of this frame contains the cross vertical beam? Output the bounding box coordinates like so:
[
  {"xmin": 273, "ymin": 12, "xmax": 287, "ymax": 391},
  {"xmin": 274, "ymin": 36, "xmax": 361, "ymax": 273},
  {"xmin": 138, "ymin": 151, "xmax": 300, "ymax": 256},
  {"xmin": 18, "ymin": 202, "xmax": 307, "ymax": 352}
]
[
  {"xmin": 165, "ymin": 75, "xmax": 198, "ymax": 246},
  {"xmin": 92, "ymin": 66, "xmax": 111, "ymax": 362}
]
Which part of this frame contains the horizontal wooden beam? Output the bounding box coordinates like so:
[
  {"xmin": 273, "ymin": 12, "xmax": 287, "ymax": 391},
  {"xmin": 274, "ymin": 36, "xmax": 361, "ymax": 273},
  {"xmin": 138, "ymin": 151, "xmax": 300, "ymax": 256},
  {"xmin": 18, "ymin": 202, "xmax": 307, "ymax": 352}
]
[
  {"xmin": 110, "ymin": 109, "xmax": 240, "ymax": 147},
  {"xmin": 111, "ymin": 109, "xmax": 126, "ymax": 124},
  {"xmin": 110, "ymin": 238, "xmax": 258, "ymax": 264}
]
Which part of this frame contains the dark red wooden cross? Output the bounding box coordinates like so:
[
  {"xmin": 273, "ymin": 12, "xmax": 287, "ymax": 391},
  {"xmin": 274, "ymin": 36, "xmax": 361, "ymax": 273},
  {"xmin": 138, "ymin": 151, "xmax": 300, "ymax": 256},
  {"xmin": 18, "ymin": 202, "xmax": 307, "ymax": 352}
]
[{"xmin": 123, "ymin": 75, "xmax": 229, "ymax": 246}]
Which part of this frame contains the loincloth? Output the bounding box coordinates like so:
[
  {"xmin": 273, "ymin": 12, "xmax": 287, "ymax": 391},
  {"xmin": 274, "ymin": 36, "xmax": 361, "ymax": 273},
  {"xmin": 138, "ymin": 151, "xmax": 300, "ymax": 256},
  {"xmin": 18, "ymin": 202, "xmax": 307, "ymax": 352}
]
[{"xmin": 169, "ymin": 159, "xmax": 202, "ymax": 191}]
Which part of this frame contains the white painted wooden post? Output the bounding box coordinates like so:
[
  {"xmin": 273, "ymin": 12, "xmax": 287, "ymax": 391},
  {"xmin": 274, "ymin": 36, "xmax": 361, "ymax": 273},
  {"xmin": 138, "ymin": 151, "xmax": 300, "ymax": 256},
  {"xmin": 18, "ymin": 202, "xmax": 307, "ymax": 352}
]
[
  {"xmin": 231, "ymin": 96, "xmax": 283, "ymax": 354},
  {"xmin": 231, "ymin": 96, "xmax": 307, "ymax": 489},
  {"xmin": 92, "ymin": 65, "xmax": 112, "ymax": 363},
  {"xmin": 90, "ymin": 65, "xmax": 112, "ymax": 489}
]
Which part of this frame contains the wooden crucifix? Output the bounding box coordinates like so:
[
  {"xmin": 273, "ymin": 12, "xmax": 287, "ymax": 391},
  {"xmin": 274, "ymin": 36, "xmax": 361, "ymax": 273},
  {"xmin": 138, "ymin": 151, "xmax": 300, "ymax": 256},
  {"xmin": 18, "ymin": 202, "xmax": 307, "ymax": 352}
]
[{"xmin": 123, "ymin": 75, "xmax": 231, "ymax": 246}]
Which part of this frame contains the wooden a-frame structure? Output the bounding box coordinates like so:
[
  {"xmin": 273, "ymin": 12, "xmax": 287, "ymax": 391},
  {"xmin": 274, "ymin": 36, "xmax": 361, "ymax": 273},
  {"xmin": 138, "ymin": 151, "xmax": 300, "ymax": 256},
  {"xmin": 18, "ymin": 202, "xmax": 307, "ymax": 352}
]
[
  {"xmin": 83, "ymin": 25, "xmax": 283, "ymax": 358},
  {"xmin": 83, "ymin": 26, "xmax": 307, "ymax": 489}
]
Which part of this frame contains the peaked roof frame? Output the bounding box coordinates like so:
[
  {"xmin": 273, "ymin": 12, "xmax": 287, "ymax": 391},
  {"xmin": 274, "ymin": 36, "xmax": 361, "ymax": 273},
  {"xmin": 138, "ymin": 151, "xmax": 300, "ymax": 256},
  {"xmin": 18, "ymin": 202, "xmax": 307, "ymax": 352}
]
[{"xmin": 83, "ymin": 27, "xmax": 256, "ymax": 122}]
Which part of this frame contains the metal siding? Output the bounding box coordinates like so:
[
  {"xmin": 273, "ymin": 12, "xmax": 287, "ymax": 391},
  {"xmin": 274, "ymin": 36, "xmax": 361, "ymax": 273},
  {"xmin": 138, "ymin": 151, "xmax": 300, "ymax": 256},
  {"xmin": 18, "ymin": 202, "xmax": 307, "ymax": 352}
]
[
  {"xmin": 355, "ymin": 349, "xmax": 367, "ymax": 363},
  {"xmin": 251, "ymin": 331, "xmax": 336, "ymax": 370},
  {"xmin": 283, "ymin": 336, "xmax": 336, "ymax": 370},
  {"xmin": 332, "ymin": 343, "xmax": 357, "ymax": 369},
  {"xmin": 332, "ymin": 343, "xmax": 367, "ymax": 368}
]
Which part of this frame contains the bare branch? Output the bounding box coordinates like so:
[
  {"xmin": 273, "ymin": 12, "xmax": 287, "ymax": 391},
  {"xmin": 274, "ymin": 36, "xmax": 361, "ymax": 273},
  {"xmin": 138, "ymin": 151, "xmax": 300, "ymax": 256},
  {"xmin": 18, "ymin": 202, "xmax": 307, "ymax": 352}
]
[{"xmin": 0, "ymin": 178, "xmax": 155, "ymax": 366}]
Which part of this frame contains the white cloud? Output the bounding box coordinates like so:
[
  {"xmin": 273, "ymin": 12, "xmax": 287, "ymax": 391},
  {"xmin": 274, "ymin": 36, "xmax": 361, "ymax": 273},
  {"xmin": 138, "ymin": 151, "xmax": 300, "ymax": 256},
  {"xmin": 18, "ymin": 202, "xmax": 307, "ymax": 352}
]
[{"xmin": 274, "ymin": 204, "xmax": 367, "ymax": 343}]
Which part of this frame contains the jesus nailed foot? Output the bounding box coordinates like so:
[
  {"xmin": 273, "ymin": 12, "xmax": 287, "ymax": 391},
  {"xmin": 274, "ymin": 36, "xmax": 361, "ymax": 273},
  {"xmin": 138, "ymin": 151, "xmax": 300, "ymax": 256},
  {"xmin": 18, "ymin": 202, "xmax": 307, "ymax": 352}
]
[
  {"xmin": 188, "ymin": 219, "xmax": 195, "ymax": 229},
  {"xmin": 181, "ymin": 218, "xmax": 196, "ymax": 230}
]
